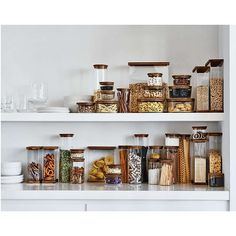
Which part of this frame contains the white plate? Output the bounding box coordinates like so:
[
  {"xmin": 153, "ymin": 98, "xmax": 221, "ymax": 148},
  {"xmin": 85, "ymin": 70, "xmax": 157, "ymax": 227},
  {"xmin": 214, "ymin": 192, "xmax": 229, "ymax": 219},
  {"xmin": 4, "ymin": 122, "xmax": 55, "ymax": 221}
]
[
  {"xmin": 37, "ymin": 107, "xmax": 69, "ymax": 111},
  {"xmin": 1, "ymin": 174, "xmax": 24, "ymax": 180},
  {"xmin": 1, "ymin": 178, "xmax": 24, "ymax": 184}
]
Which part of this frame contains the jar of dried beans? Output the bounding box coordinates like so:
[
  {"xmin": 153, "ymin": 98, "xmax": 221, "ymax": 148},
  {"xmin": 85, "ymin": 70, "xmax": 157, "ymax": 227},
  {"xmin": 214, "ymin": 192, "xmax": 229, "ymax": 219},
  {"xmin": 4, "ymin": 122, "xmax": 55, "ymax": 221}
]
[
  {"xmin": 42, "ymin": 146, "xmax": 58, "ymax": 183},
  {"xmin": 26, "ymin": 146, "xmax": 42, "ymax": 183},
  {"xmin": 192, "ymin": 66, "xmax": 210, "ymax": 111},
  {"xmin": 147, "ymin": 72, "xmax": 163, "ymax": 86},
  {"xmin": 205, "ymin": 59, "xmax": 224, "ymax": 112},
  {"xmin": 105, "ymin": 164, "xmax": 122, "ymax": 184},
  {"xmin": 70, "ymin": 149, "xmax": 85, "ymax": 184}
]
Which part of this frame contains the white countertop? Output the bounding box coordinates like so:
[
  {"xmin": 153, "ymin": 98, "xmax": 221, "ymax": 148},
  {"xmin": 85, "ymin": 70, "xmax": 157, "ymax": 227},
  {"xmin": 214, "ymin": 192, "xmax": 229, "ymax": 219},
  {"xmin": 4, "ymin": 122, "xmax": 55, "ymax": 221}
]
[{"xmin": 1, "ymin": 183, "xmax": 229, "ymax": 201}]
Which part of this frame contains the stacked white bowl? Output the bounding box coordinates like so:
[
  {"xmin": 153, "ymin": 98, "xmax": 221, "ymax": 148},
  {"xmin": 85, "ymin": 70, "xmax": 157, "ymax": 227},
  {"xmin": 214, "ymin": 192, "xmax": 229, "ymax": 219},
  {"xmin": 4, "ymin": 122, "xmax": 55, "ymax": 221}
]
[{"xmin": 1, "ymin": 162, "xmax": 24, "ymax": 183}]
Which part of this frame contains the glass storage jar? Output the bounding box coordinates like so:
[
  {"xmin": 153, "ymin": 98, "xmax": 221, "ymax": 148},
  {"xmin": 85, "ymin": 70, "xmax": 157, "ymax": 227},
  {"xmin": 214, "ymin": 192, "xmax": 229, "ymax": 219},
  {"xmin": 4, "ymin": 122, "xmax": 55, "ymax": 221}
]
[
  {"xmin": 192, "ymin": 140, "xmax": 207, "ymax": 184},
  {"xmin": 147, "ymin": 72, "xmax": 163, "ymax": 86},
  {"xmin": 138, "ymin": 98, "xmax": 164, "ymax": 113},
  {"xmin": 163, "ymin": 146, "xmax": 179, "ymax": 183},
  {"xmin": 93, "ymin": 64, "xmax": 108, "ymax": 89},
  {"xmin": 192, "ymin": 66, "xmax": 210, "ymax": 111},
  {"xmin": 99, "ymin": 81, "xmax": 114, "ymax": 91},
  {"xmin": 165, "ymin": 133, "xmax": 180, "ymax": 146},
  {"xmin": 169, "ymin": 86, "xmax": 192, "ymax": 98},
  {"xmin": 26, "ymin": 146, "xmax": 42, "ymax": 183},
  {"xmin": 208, "ymin": 132, "xmax": 222, "ymax": 174},
  {"xmin": 100, "ymin": 90, "xmax": 115, "ymax": 101},
  {"xmin": 117, "ymin": 88, "xmax": 130, "ymax": 113},
  {"xmin": 205, "ymin": 59, "xmax": 224, "ymax": 112},
  {"xmin": 70, "ymin": 149, "xmax": 85, "ymax": 184},
  {"xmin": 59, "ymin": 134, "xmax": 74, "ymax": 183},
  {"xmin": 42, "ymin": 146, "xmax": 58, "ymax": 183},
  {"xmin": 149, "ymin": 146, "xmax": 163, "ymax": 160},
  {"xmin": 87, "ymin": 146, "xmax": 115, "ymax": 182},
  {"xmin": 105, "ymin": 164, "xmax": 122, "ymax": 184},
  {"xmin": 77, "ymin": 102, "xmax": 95, "ymax": 113},
  {"xmin": 134, "ymin": 134, "xmax": 149, "ymax": 183},
  {"xmin": 159, "ymin": 160, "xmax": 174, "ymax": 186},
  {"xmin": 192, "ymin": 126, "xmax": 207, "ymax": 141},
  {"xmin": 208, "ymin": 173, "xmax": 224, "ymax": 187},
  {"xmin": 143, "ymin": 86, "xmax": 164, "ymax": 99},
  {"xmin": 118, "ymin": 145, "xmax": 132, "ymax": 183},
  {"xmin": 127, "ymin": 146, "xmax": 142, "ymax": 184},
  {"xmin": 96, "ymin": 100, "xmax": 118, "ymax": 113},
  {"xmin": 167, "ymin": 98, "xmax": 194, "ymax": 112},
  {"xmin": 172, "ymin": 75, "xmax": 191, "ymax": 86},
  {"xmin": 148, "ymin": 159, "xmax": 161, "ymax": 185}
]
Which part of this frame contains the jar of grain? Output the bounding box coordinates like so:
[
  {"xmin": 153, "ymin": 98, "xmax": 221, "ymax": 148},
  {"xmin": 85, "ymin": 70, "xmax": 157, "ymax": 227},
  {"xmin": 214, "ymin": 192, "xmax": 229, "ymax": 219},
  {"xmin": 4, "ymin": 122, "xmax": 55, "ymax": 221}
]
[
  {"xmin": 96, "ymin": 100, "xmax": 118, "ymax": 113},
  {"xmin": 192, "ymin": 66, "xmax": 210, "ymax": 111},
  {"xmin": 205, "ymin": 59, "xmax": 224, "ymax": 112},
  {"xmin": 138, "ymin": 98, "xmax": 164, "ymax": 112}
]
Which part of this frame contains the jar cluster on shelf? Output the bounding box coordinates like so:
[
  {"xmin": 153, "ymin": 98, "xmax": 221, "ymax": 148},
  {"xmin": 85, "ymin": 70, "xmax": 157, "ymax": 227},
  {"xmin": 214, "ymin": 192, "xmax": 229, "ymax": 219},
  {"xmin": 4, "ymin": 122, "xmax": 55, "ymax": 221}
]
[{"xmin": 25, "ymin": 128, "xmax": 224, "ymax": 187}]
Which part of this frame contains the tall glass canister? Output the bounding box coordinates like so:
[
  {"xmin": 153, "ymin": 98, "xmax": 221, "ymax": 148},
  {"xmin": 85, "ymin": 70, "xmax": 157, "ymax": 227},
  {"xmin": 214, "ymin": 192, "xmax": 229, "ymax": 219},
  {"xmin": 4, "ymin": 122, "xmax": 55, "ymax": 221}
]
[
  {"xmin": 192, "ymin": 66, "xmax": 210, "ymax": 112},
  {"xmin": 134, "ymin": 134, "xmax": 149, "ymax": 183},
  {"xmin": 205, "ymin": 59, "xmax": 224, "ymax": 112},
  {"xmin": 59, "ymin": 134, "xmax": 74, "ymax": 183}
]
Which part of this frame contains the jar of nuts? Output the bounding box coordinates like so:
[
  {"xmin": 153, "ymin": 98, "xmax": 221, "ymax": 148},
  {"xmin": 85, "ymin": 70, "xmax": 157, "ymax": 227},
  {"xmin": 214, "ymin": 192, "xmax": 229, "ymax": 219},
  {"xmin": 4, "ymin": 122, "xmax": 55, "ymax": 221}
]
[
  {"xmin": 96, "ymin": 100, "xmax": 118, "ymax": 113},
  {"xmin": 167, "ymin": 98, "xmax": 194, "ymax": 112},
  {"xmin": 143, "ymin": 86, "xmax": 164, "ymax": 99},
  {"xmin": 137, "ymin": 98, "xmax": 164, "ymax": 113},
  {"xmin": 208, "ymin": 132, "xmax": 222, "ymax": 174}
]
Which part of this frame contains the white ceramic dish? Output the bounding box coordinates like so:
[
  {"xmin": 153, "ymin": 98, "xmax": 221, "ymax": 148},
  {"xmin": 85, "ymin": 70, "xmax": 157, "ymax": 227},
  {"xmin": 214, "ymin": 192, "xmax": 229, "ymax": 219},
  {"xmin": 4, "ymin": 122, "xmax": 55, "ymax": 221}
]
[
  {"xmin": 1, "ymin": 162, "xmax": 22, "ymax": 176},
  {"xmin": 1, "ymin": 175, "xmax": 24, "ymax": 184},
  {"xmin": 64, "ymin": 96, "xmax": 81, "ymax": 113}
]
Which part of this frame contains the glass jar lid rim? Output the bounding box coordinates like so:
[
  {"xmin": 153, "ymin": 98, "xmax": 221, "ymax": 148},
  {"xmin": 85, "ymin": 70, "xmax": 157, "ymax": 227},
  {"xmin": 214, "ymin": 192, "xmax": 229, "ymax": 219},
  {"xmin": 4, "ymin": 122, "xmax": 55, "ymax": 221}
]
[
  {"xmin": 59, "ymin": 133, "xmax": 74, "ymax": 137},
  {"xmin": 143, "ymin": 85, "xmax": 163, "ymax": 90},
  {"xmin": 26, "ymin": 146, "xmax": 43, "ymax": 150},
  {"xmin": 96, "ymin": 100, "xmax": 118, "ymax": 104},
  {"xmin": 77, "ymin": 102, "xmax": 95, "ymax": 105},
  {"xmin": 169, "ymin": 85, "xmax": 192, "ymax": 89},
  {"xmin": 172, "ymin": 75, "xmax": 191, "ymax": 79},
  {"xmin": 134, "ymin": 134, "xmax": 149, "ymax": 137},
  {"xmin": 192, "ymin": 66, "xmax": 210, "ymax": 73},
  {"xmin": 43, "ymin": 146, "xmax": 58, "ymax": 150},
  {"xmin": 87, "ymin": 146, "xmax": 116, "ymax": 150},
  {"xmin": 70, "ymin": 149, "xmax": 85, "ymax": 153},
  {"xmin": 165, "ymin": 133, "xmax": 181, "ymax": 137},
  {"xmin": 149, "ymin": 145, "xmax": 163, "ymax": 149},
  {"xmin": 192, "ymin": 126, "xmax": 207, "ymax": 129},
  {"xmin": 147, "ymin": 72, "xmax": 163, "ymax": 77},
  {"xmin": 93, "ymin": 64, "xmax": 108, "ymax": 69},
  {"xmin": 99, "ymin": 81, "xmax": 114, "ymax": 85},
  {"xmin": 163, "ymin": 146, "xmax": 179, "ymax": 149},
  {"xmin": 207, "ymin": 132, "xmax": 222, "ymax": 136}
]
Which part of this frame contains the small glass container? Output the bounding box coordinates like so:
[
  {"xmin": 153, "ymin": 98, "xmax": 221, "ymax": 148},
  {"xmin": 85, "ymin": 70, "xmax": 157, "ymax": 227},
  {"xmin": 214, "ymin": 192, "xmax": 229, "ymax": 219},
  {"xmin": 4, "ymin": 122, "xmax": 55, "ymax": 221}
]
[
  {"xmin": 138, "ymin": 98, "xmax": 164, "ymax": 113},
  {"xmin": 42, "ymin": 146, "xmax": 58, "ymax": 183},
  {"xmin": 143, "ymin": 86, "xmax": 164, "ymax": 98},
  {"xmin": 165, "ymin": 133, "xmax": 180, "ymax": 146},
  {"xmin": 77, "ymin": 102, "xmax": 95, "ymax": 113},
  {"xmin": 148, "ymin": 159, "xmax": 161, "ymax": 185},
  {"xmin": 167, "ymin": 98, "xmax": 194, "ymax": 112},
  {"xmin": 127, "ymin": 146, "xmax": 142, "ymax": 184},
  {"xmin": 134, "ymin": 134, "xmax": 149, "ymax": 183},
  {"xmin": 96, "ymin": 100, "xmax": 118, "ymax": 113},
  {"xmin": 26, "ymin": 146, "xmax": 42, "ymax": 183},
  {"xmin": 192, "ymin": 66, "xmax": 210, "ymax": 112},
  {"xmin": 163, "ymin": 146, "xmax": 179, "ymax": 183},
  {"xmin": 149, "ymin": 146, "xmax": 163, "ymax": 160},
  {"xmin": 192, "ymin": 140, "xmax": 207, "ymax": 184},
  {"xmin": 192, "ymin": 126, "xmax": 207, "ymax": 141},
  {"xmin": 93, "ymin": 64, "xmax": 108, "ymax": 89},
  {"xmin": 205, "ymin": 59, "xmax": 224, "ymax": 112},
  {"xmin": 159, "ymin": 160, "xmax": 174, "ymax": 186},
  {"xmin": 99, "ymin": 81, "xmax": 114, "ymax": 91},
  {"xmin": 118, "ymin": 145, "xmax": 132, "ymax": 183},
  {"xmin": 59, "ymin": 134, "xmax": 74, "ymax": 183},
  {"xmin": 105, "ymin": 165, "xmax": 122, "ymax": 184},
  {"xmin": 100, "ymin": 90, "xmax": 115, "ymax": 100},
  {"xmin": 208, "ymin": 132, "xmax": 222, "ymax": 174},
  {"xmin": 87, "ymin": 146, "xmax": 116, "ymax": 182},
  {"xmin": 169, "ymin": 86, "xmax": 192, "ymax": 98},
  {"xmin": 117, "ymin": 88, "xmax": 130, "ymax": 113},
  {"xmin": 208, "ymin": 173, "xmax": 224, "ymax": 187},
  {"xmin": 70, "ymin": 149, "xmax": 85, "ymax": 184},
  {"xmin": 172, "ymin": 75, "xmax": 191, "ymax": 86},
  {"xmin": 147, "ymin": 72, "xmax": 163, "ymax": 86}
]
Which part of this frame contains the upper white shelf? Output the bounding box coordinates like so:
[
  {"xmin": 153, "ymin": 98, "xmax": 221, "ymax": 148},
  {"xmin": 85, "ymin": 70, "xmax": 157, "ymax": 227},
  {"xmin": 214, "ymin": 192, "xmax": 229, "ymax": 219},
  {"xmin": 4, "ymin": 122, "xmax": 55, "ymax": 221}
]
[{"xmin": 1, "ymin": 113, "xmax": 224, "ymax": 122}]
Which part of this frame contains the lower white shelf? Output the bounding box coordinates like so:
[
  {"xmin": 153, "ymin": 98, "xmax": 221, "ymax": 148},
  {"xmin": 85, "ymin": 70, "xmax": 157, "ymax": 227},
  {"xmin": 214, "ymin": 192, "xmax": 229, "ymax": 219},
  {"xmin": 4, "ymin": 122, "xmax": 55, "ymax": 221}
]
[{"xmin": 1, "ymin": 183, "xmax": 229, "ymax": 201}]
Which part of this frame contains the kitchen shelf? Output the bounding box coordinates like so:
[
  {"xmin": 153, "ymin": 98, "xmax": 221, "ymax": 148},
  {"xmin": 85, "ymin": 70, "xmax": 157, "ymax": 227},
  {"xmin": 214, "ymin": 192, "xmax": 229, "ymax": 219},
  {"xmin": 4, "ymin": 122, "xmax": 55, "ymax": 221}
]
[
  {"xmin": 1, "ymin": 113, "xmax": 224, "ymax": 122},
  {"xmin": 1, "ymin": 183, "xmax": 229, "ymax": 200}
]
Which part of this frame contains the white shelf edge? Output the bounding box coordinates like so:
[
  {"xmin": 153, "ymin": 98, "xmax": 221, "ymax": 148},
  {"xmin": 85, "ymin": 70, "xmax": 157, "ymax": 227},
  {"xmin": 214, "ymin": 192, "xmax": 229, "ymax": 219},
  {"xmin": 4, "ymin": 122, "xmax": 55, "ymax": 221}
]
[
  {"xmin": 1, "ymin": 113, "xmax": 225, "ymax": 122},
  {"xmin": 1, "ymin": 183, "xmax": 229, "ymax": 201}
]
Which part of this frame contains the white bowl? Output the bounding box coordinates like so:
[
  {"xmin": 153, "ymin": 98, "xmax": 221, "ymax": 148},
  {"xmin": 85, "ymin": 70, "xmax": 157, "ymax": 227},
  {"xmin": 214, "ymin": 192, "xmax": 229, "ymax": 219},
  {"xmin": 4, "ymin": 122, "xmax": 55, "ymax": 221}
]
[
  {"xmin": 1, "ymin": 162, "xmax": 22, "ymax": 176},
  {"xmin": 64, "ymin": 96, "xmax": 81, "ymax": 113}
]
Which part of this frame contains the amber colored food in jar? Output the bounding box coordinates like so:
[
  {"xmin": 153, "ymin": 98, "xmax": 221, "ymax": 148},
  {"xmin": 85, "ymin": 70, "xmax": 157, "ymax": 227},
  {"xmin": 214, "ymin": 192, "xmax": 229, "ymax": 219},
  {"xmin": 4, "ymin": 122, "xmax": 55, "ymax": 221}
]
[
  {"xmin": 96, "ymin": 100, "xmax": 118, "ymax": 113},
  {"xmin": 167, "ymin": 98, "xmax": 194, "ymax": 112},
  {"xmin": 77, "ymin": 102, "xmax": 95, "ymax": 113},
  {"xmin": 138, "ymin": 98, "xmax": 164, "ymax": 113}
]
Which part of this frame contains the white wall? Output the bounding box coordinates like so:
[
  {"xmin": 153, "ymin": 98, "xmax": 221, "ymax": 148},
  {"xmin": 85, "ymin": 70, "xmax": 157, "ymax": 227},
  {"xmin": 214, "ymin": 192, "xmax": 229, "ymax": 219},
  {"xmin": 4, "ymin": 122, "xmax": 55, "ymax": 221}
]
[{"xmin": 1, "ymin": 25, "xmax": 219, "ymax": 105}]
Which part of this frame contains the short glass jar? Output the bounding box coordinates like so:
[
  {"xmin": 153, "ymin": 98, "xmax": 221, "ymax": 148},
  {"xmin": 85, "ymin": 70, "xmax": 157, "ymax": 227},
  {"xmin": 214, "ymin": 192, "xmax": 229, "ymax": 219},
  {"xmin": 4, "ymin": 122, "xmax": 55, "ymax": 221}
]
[
  {"xmin": 192, "ymin": 126, "xmax": 208, "ymax": 141},
  {"xmin": 143, "ymin": 86, "xmax": 164, "ymax": 99},
  {"xmin": 149, "ymin": 146, "xmax": 163, "ymax": 160},
  {"xmin": 147, "ymin": 73, "xmax": 163, "ymax": 86},
  {"xmin": 100, "ymin": 90, "xmax": 115, "ymax": 100},
  {"xmin": 105, "ymin": 164, "xmax": 122, "ymax": 184},
  {"xmin": 96, "ymin": 100, "xmax": 118, "ymax": 113},
  {"xmin": 172, "ymin": 75, "xmax": 191, "ymax": 86},
  {"xmin": 100, "ymin": 81, "xmax": 114, "ymax": 91},
  {"xmin": 148, "ymin": 159, "xmax": 161, "ymax": 185},
  {"xmin": 169, "ymin": 86, "xmax": 192, "ymax": 98},
  {"xmin": 94, "ymin": 64, "xmax": 108, "ymax": 89},
  {"xmin": 167, "ymin": 98, "xmax": 194, "ymax": 112},
  {"xmin": 70, "ymin": 149, "xmax": 85, "ymax": 184},
  {"xmin": 138, "ymin": 98, "xmax": 164, "ymax": 113},
  {"xmin": 208, "ymin": 173, "xmax": 224, "ymax": 187},
  {"xmin": 77, "ymin": 102, "xmax": 95, "ymax": 113}
]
